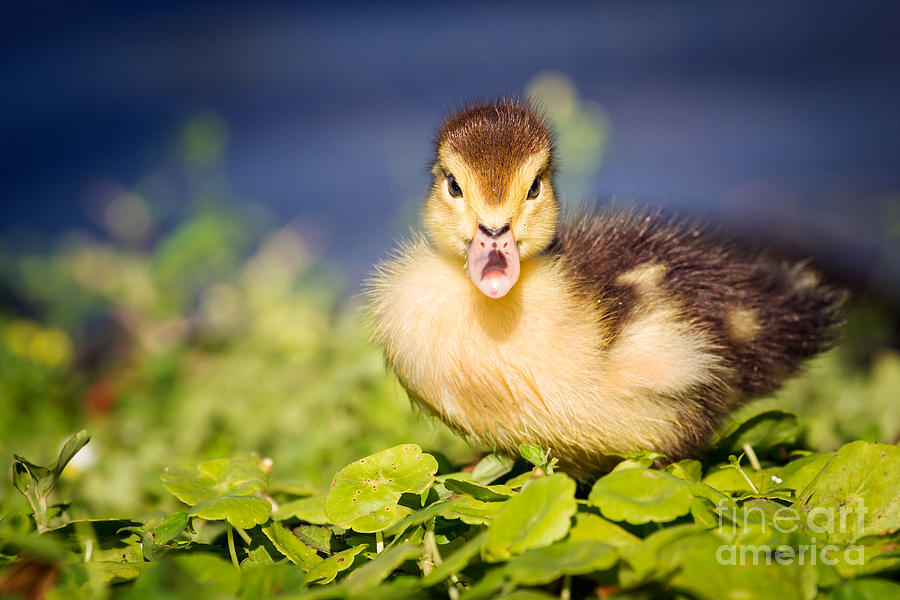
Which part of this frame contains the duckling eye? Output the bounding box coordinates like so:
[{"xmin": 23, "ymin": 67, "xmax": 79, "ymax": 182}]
[
  {"xmin": 446, "ymin": 174, "xmax": 463, "ymax": 198},
  {"xmin": 527, "ymin": 176, "xmax": 542, "ymax": 200}
]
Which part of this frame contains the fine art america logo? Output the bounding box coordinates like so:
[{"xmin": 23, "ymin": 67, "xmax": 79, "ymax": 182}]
[{"xmin": 715, "ymin": 499, "xmax": 867, "ymax": 566}]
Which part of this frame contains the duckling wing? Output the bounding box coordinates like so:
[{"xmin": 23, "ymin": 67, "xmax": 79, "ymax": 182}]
[{"xmin": 550, "ymin": 206, "xmax": 846, "ymax": 398}]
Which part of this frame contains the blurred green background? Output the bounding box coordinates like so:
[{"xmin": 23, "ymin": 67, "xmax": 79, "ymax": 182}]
[{"xmin": 0, "ymin": 111, "xmax": 482, "ymax": 520}]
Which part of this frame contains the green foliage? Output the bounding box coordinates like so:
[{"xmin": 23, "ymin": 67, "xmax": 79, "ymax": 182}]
[
  {"xmin": 11, "ymin": 430, "xmax": 90, "ymax": 532},
  {"xmin": 793, "ymin": 442, "xmax": 900, "ymax": 545},
  {"xmin": 324, "ymin": 444, "xmax": 438, "ymax": 533},
  {"xmin": 3, "ymin": 418, "xmax": 899, "ymax": 598},
  {"xmin": 483, "ymin": 473, "xmax": 577, "ymax": 561},
  {"xmin": 588, "ymin": 468, "xmax": 694, "ymax": 524}
]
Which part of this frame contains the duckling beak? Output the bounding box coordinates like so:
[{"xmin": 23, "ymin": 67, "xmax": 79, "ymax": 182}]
[{"xmin": 466, "ymin": 223, "xmax": 520, "ymax": 298}]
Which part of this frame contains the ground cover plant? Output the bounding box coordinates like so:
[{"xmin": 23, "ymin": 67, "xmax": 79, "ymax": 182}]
[
  {"xmin": 1, "ymin": 117, "xmax": 898, "ymax": 598},
  {"xmin": 2, "ymin": 413, "xmax": 899, "ymax": 599}
]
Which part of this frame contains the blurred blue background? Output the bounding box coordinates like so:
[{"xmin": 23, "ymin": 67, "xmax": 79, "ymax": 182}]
[{"xmin": 2, "ymin": 0, "xmax": 899, "ymax": 297}]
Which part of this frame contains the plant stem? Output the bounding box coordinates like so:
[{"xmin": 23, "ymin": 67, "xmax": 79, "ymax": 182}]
[
  {"xmin": 375, "ymin": 530, "xmax": 384, "ymax": 554},
  {"xmin": 22, "ymin": 490, "xmax": 44, "ymax": 533},
  {"xmin": 35, "ymin": 493, "xmax": 49, "ymax": 533},
  {"xmin": 424, "ymin": 521, "xmax": 460, "ymax": 599},
  {"xmin": 422, "ymin": 528, "xmax": 439, "ymax": 574},
  {"xmin": 560, "ymin": 574, "xmax": 571, "ymax": 600},
  {"xmin": 235, "ymin": 526, "xmax": 252, "ymax": 545},
  {"xmin": 734, "ymin": 456, "xmax": 759, "ymax": 494},
  {"xmin": 742, "ymin": 443, "xmax": 761, "ymax": 472},
  {"xmin": 226, "ymin": 523, "xmax": 240, "ymax": 571}
]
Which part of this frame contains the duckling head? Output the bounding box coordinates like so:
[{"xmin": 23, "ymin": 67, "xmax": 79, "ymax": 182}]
[{"xmin": 424, "ymin": 99, "xmax": 558, "ymax": 298}]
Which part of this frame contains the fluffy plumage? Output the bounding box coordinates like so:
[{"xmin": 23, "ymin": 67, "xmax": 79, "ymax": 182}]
[{"xmin": 368, "ymin": 99, "xmax": 844, "ymax": 478}]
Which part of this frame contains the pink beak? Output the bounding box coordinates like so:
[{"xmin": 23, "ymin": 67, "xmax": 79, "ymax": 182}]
[{"xmin": 466, "ymin": 224, "xmax": 520, "ymax": 298}]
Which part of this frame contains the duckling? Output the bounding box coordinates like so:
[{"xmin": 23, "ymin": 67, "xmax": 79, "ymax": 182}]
[{"xmin": 367, "ymin": 99, "xmax": 844, "ymax": 478}]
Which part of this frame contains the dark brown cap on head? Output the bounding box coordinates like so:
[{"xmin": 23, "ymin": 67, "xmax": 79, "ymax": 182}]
[
  {"xmin": 435, "ymin": 99, "xmax": 554, "ymax": 201},
  {"xmin": 436, "ymin": 99, "xmax": 553, "ymax": 165}
]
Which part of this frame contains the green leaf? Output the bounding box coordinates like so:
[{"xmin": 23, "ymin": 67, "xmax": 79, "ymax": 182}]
[
  {"xmin": 340, "ymin": 543, "xmax": 421, "ymax": 595},
  {"xmin": 793, "ymin": 441, "xmax": 900, "ymax": 544},
  {"xmin": 665, "ymin": 459, "xmax": 703, "ymax": 482},
  {"xmin": 12, "ymin": 456, "xmax": 51, "ymax": 483},
  {"xmin": 659, "ymin": 529, "xmax": 818, "ymax": 600},
  {"xmin": 240, "ymin": 531, "xmax": 282, "ymax": 568},
  {"xmin": 519, "ymin": 444, "xmax": 547, "ymax": 468},
  {"xmin": 11, "ymin": 455, "xmax": 52, "ymax": 506},
  {"xmin": 829, "ymin": 577, "xmax": 900, "ymax": 600},
  {"xmin": 471, "ymin": 453, "xmax": 515, "ymax": 484},
  {"xmin": 341, "ymin": 575, "xmax": 423, "ymax": 600},
  {"xmin": 618, "ymin": 524, "xmax": 703, "ymax": 586},
  {"xmin": 568, "ymin": 512, "xmax": 640, "ymax": 548},
  {"xmin": 43, "ymin": 518, "xmax": 144, "ymax": 563},
  {"xmin": 242, "ymin": 542, "xmax": 277, "ymax": 566},
  {"xmin": 84, "ymin": 561, "xmax": 149, "ymax": 585},
  {"xmin": 483, "ymin": 473, "xmax": 577, "ymax": 561},
  {"xmin": 504, "ymin": 471, "xmax": 537, "ymax": 489},
  {"xmin": 703, "ymin": 464, "xmax": 762, "ymax": 495},
  {"xmin": 161, "ymin": 458, "xmax": 268, "ymax": 506},
  {"xmin": 872, "ymin": 547, "xmax": 900, "ymax": 561},
  {"xmin": 305, "ymin": 545, "xmax": 366, "ymax": 584},
  {"xmin": 294, "ymin": 524, "xmax": 333, "ymax": 553},
  {"xmin": 690, "ymin": 497, "xmax": 725, "ymax": 529},
  {"xmin": 610, "ymin": 449, "xmax": 667, "ymax": 471},
  {"xmin": 439, "ymin": 496, "xmax": 502, "ymax": 526},
  {"xmin": 503, "ymin": 540, "xmax": 617, "ymax": 585},
  {"xmin": 385, "ymin": 498, "xmax": 462, "ymax": 537},
  {"xmin": 274, "ymin": 493, "xmax": 329, "ymax": 524},
  {"xmin": 685, "ymin": 478, "xmax": 734, "ymax": 508},
  {"xmin": 240, "ymin": 563, "xmax": 308, "ymax": 597},
  {"xmin": 52, "ymin": 430, "xmax": 90, "ymax": 476},
  {"xmin": 10, "ymin": 459, "xmax": 35, "ymax": 499},
  {"xmin": 189, "ymin": 496, "xmax": 271, "ymax": 529},
  {"xmin": 389, "ymin": 524, "xmax": 426, "ymax": 550},
  {"xmin": 588, "ymin": 468, "xmax": 693, "ymax": 524},
  {"xmin": 440, "ymin": 475, "xmax": 515, "ymax": 501},
  {"xmin": 828, "ymin": 532, "xmax": 900, "ymax": 578},
  {"xmin": 710, "ymin": 402, "xmax": 800, "ymax": 456},
  {"xmin": 146, "ymin": 553, "xmax": 241, "ymax": 597},
  {"xmin": 324, "ymin": 444, "xmax": 438, "ymax": 533},
  {"xmin": 261, "ymin": 521, "xmax": 322, "ymax": 570},
  {"xmin": 461, "ymin": 567, "xmax": 508, "ymax": 600},
  {"xmin": 149, "ymin": 511, "xmax": 190, "ymax": 545},
  {"xmin": 776, "ymin": 452, "xmax": 832, "ymax": 494},
  {"xmin": 125, "ymin": 512, "xmax": 191, "ymax": 561}
]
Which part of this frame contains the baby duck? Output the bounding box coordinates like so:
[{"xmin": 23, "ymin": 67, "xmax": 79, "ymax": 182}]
[{"xmin": 368, "ymin": 99, "xmax": 844, "ymax": 478}]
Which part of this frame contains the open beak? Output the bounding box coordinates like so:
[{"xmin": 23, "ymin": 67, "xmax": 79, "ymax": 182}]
[{"xmin": 466, "ymin": 223, "xmax": 520, "ymax": 298}]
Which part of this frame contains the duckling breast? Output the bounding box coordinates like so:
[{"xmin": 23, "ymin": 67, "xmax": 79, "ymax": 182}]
[{"xmin": 367, "ymin": 234, "xmax": 727, "ymax": 477}]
